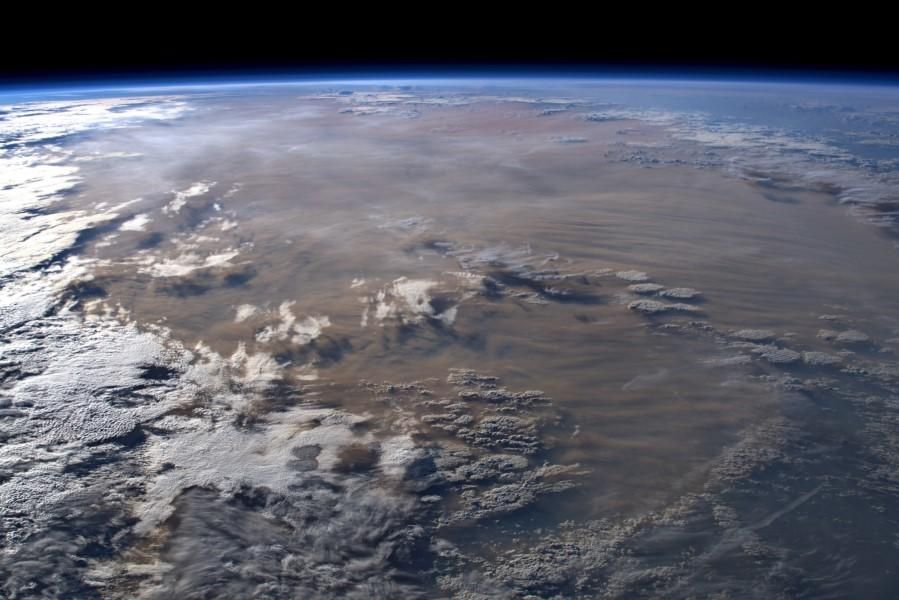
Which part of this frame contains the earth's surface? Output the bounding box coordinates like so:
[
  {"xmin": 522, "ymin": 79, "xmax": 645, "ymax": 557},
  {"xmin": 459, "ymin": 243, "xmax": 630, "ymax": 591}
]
[{"xmin": 2, "ymin": 78, "xmax": 899, "ymax": 598}]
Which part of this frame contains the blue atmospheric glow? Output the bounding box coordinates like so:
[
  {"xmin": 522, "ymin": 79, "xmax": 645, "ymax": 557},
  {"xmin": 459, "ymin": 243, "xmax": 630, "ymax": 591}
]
[{"xmin": 3, "ymin": 66, "xmax": 899, "ymax": 101}]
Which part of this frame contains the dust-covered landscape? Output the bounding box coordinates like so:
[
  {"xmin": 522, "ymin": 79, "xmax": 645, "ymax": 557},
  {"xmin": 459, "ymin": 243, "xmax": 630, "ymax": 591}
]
[{"xmin": 2, "ymin": 80, "xmax": 899, "ymax": 598}]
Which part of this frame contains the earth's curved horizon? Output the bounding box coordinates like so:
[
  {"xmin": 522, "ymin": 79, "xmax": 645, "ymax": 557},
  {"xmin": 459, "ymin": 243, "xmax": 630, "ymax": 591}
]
[{"xmin": 2, "ymin": 76, "xmax": 899, "ymax": 598}]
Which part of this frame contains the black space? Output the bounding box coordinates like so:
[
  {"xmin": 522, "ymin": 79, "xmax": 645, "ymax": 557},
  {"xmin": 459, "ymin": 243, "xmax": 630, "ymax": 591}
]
[{"xmin": 2, "ymin": 14, "xmax": 896, "ymax": 85}]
